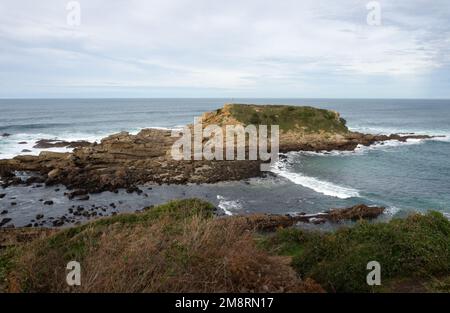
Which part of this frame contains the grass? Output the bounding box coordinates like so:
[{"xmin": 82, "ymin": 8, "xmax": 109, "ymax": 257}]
[
  {"xmin": 262, "ymin": 211, "xmax": 450, "ymax": 292},
  {"xmin": 0, "ymin": 246, "xmax": 18, "ymax": 289},
  {"xmin": 2, "ymin": 199, "xmax": 449, "ymax": 293},
  {"xmin": 1, "ymin": 199, "xmax": 321, "ymax": 293},
  {"xmin": 227, "ymin": 104, "xmax": 349, "ymax": 133}
]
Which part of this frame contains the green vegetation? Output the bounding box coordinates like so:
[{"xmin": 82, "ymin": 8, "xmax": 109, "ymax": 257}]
[
  {"xmin": 262, "ymin": 211, "xmax": 450, "ymax": 292},
  {"xmin": 228, "ymin": 104, "xmax": 349, "ymax": 133},
  {"xmin": 0, "ymin": 246, "xmax": 18, "ymax": 288},
  {"xmin": 0, "ymin": 199, "xmax": 320, "ymax": 293},
  {"xmin": 1, "ymin": 199, "xmax": 449, "ymax": 293}
]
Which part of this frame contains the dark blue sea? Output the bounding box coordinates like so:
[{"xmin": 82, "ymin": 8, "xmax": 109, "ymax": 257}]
[{"xmin": 1, "ymin": 98, "xmax": 449, "ymax": 226}]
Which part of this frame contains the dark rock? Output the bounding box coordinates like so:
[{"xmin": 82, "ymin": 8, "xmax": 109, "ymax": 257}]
[
  {"xmin": 325, "ymin": 204, "xmax": 385, "ymax": 222},
  {"xmin": 18, "ymin": 142, "xmax": 28, "ymax": 145},
  {"xmin": 43, "ymin": 200, "xmax": 54, "ymax": 205},
  {"xmin": 10, "ymin": 202, "xmax": 16, "ymax": 206},
  {"xmin": 21, "ymin": 149, "xmax": 32, "ymax": 153},
  {"xmin": 1, "ymin": 133, "xmax": 11, "ymax": 137},
  {"xmin": 52, "ymin": 220, "xmax": 64, "ymax": 227},
  {"xmin": 0, "ymin": 193, "xmax": 5, "ymax": 199},
  {"xmin": 67, "ymin": 189, "xmax": 87, "ymax": 199},
  {"xmin": 1, "ymin": 210, "xmax": 8, "ymax": 215},
  {"xmin": 78, "ymin": 195, "xmax": 90, "ymax": 201},
  {"xmin": 33, "ymin": 139, "xmax": 91, "ymax": 149},
  {"xmin": 36, "ymin": 214, "xmax": 44, "ymax": 220},
  {"xmin": 0, "ymin": 218, "xmax": 12, "ymax": 227}
]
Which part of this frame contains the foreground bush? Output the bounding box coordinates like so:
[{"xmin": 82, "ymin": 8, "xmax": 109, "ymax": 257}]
[
  {"xmin": 263, "ymin": 211, "xmax": 450, "ymax": 292},
  {"xmin": 2, "ymin": 200, "xmax": 449, "ymax": 293},
  {"xmin": 1, "ymin": 199, "xmax": 322, "ymax": 293}
]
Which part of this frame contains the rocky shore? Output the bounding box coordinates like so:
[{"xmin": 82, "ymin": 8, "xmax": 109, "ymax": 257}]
[{"xmin": 0, "ymin": 104, "xmax": 435, "ymax": 199}]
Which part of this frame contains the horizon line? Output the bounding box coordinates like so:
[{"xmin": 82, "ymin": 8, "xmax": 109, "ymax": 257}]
[{"xmin": 1, "ymin": 97, "xmax": 450, "ymax": 101}]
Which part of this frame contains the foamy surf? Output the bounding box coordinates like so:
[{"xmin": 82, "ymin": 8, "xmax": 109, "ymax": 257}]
[
  {"xmin": 217, "ymin": 195, "xmax": 242, "ymax": 215},
  {"xmin": 0, "ymin": 132, "xmax": 106, "ymax": 160},
  {"xmin": 270, "ymin": 160, "xmax": 360, "ymax": 199}
]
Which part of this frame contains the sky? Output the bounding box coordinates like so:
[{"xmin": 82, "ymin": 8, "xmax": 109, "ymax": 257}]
[{"xmin": 0, "ymin": 0, "xmax": 449, "ymax": 98}]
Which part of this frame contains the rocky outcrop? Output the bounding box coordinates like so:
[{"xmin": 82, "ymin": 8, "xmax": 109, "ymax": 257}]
[
  {"xmin": 33, "ymin": 139, "xmax": 91, "ymax": 149},
  {"xmin": 237, "ymin": 204, "xmax": 386, "ymax": 231},
  {"xmin": 0, "ymin": 104, "xmax": 436, "ymax": 194},
  {"xmin": 0, "ymin": 128, "xmax": 262, "ymax": 194}
]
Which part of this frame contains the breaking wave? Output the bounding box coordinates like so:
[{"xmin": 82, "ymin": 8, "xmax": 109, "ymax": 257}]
[
  {"xmin": 217, "ymin": 195, "xmax": 243, "ymax": 215},
  {"xmin": 270, "ymin": 159, "xmax": 360, "ymax": 199}
]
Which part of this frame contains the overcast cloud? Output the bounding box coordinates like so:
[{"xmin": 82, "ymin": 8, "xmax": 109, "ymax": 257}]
[{"xmin": 0, "ymin": 0, "xmax": 449, "ymax": 98}]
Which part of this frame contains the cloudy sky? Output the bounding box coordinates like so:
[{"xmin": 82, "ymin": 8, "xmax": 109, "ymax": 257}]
[{"xmin": 0, "ymin": 0, "xmax": 449, "ymax": 98}]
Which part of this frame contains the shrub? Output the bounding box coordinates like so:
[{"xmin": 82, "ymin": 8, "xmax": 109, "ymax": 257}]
[
  {"xmin": 265, "ymin": 212, "xmax": 450, "ymax": 292},
  {"xmin": 4, "ymin": 199, "xmax": 322, "ymax": 293}
]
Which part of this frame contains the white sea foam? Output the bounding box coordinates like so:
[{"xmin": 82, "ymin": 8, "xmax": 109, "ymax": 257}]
[
  {"xmin": 270, "ymin": 160, "xmax": 360, "ymax": 199},
  {"xmin": 385, "ymin": 206, "xmax": 401, "ymax": 216},
  {"xmin": 0, "ymin": 132, "xmax": 106, "ymax": 159},
  {"xmin": 217, "ymin": 195, "xmax": 242, "ymax": 216}
]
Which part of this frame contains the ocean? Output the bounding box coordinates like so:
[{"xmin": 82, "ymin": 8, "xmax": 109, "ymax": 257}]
[{"xmin": 1, "ymin": 98, "xmax": 450, "ymax": 226}]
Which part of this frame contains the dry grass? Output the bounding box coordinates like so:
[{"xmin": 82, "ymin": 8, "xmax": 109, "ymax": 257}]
[{"xmin": 4, "ymin": 199, "xmax": 323, "ymax": 293}]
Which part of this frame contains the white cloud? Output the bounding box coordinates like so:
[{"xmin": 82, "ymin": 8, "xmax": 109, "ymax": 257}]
[{"xmin": 0, "ymin": 0, "xmax": 449, "ymax": 97}]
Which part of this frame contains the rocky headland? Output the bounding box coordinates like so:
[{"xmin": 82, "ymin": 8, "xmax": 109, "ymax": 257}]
[
  {"xmin": 0, "ymin": 104, "xmax": 434, "ymax": 197},
  {"xmin": 0, "ymin": 104, "xmax": 448, "ymax": 293}
]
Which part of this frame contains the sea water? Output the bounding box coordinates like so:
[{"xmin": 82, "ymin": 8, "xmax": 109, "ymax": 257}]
[{"xmin": 1, "ymin": 98, "xmax": 449, "ymax": 226}]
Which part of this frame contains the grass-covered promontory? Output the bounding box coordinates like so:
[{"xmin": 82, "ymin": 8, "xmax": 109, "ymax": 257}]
[
  {"xmin": 207, "ymin": 104, "xmax": 349, "ymax": 133},
  {"xmin": 1, "ymin": 199, "xmax": 449, "ymax": 293}
]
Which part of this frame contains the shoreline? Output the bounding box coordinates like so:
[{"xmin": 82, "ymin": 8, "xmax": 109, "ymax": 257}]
[{"xmin": 0, "ymin": 104, "xmax": 444, "ymax": 229}]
